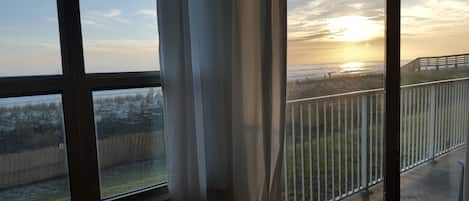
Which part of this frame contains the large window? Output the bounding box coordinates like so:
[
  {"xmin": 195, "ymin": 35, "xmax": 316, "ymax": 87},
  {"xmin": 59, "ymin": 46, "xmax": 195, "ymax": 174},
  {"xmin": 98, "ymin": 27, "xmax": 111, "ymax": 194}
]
[
  {"xmin": 286, "ymin": 0, "xmax": 385, "ymax": 200},
  {"xmin": 0, "ymin": 1, "xmax": 166, "ymax": 201}
]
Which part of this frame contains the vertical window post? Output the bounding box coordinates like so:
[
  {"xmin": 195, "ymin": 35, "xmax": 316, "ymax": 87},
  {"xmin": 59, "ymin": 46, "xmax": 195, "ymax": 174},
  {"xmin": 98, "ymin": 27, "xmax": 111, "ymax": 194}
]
[
  {"xmin": 57, "ymin": 0, "xmax": 101, "ymax": 200},
  {"xmin": 384, "ymin": 0, "xmax": 401, "ymax": 200}
]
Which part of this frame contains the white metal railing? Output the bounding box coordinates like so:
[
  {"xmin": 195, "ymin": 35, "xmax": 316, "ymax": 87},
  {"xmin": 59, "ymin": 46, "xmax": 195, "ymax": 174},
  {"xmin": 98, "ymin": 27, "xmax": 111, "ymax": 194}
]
[
  {"xmin": 403, "ymin": 53, "xmax": 469, "ymax": 72},
  {"xmin": 284, "ymin": 78, "xmax": 469, "ymax": 201}
]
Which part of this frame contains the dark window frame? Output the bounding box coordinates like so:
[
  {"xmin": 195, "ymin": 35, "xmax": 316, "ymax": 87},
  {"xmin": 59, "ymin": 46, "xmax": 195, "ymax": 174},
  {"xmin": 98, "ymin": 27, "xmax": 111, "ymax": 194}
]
[{"xmin": 0, "ymin": 0, "xmax": 167, "ymax": 201}]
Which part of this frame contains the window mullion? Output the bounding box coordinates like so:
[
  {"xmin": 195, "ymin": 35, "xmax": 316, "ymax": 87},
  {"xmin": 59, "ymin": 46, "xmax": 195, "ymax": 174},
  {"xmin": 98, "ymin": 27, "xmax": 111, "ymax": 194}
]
[
  {"xmin": 384, "ymin": 0, "xmax": 401, "ymax": 200},
  {"xmin": 57, "ymin": 0, "xmax": 101, "ymax": 200}
]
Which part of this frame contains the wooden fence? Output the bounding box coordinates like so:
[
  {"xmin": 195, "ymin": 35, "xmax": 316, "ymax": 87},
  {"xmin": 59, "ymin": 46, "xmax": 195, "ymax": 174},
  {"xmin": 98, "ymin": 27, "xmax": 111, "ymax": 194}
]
[{"xmin": 0, "ymin": 132, "xmax": 165, "ymax": 189}]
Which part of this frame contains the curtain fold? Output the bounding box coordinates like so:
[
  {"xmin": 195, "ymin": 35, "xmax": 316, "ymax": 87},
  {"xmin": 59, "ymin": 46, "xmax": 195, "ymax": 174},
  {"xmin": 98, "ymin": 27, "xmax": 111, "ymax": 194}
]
[{"xmin": 158, "ymin": 0, "xmax": 286, "ymax": 200}]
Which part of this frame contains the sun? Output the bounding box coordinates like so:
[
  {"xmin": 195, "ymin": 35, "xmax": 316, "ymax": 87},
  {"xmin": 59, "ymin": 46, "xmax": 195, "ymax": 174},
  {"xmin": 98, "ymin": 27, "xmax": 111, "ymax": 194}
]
[{"xmin": 327, "ymin": 16, "xmax": 382, "ymax": 42}]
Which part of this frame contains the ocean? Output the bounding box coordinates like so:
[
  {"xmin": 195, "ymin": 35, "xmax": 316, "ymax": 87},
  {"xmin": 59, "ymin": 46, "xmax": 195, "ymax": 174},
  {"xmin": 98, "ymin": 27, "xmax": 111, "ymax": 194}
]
[{"xmin": 288, "ymin": 60, "xmax": 410, "ymax": 81}]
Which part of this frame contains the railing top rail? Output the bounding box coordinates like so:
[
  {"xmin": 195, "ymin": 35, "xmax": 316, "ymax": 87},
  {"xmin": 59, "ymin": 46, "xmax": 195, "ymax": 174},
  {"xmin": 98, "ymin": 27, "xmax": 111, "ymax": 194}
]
[
  {"xmin": 287, "ymin": 77, "xmax": 469, "ymax": 104},
  {"xmin": 417, "ymin": 53, "xmax": 469, "ymax": 60}
]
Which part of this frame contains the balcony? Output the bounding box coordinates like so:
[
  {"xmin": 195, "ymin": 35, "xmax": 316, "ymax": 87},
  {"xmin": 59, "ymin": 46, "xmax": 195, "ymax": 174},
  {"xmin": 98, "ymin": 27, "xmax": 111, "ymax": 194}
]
[{"xmin": 284, "ymin": 77, "xmax": 468, "ymax": 201}]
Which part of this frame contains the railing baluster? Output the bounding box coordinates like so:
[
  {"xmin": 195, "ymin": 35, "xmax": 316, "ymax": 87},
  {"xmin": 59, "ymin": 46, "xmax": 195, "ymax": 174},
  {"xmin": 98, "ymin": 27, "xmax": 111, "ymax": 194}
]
[
  {"xmin": 323, "ymin": 102, "xmax": 328, "ymax": 201},
  {"xmin": 331, "ymin": 103, "xmax": 335, "ymax": 200},
  {"xmin": 423, "ymin": 87, "xmax": 429, "ymax": 160},
  {"xmin": 419, "ymin": 87, "xmax": 424, "ymax": 162},
  {"xmin": 368, "ymin": 95, "xmax": 373, "ymax": 184},
  {"xmin": 355, "ymin": 96, "xmax": 358, "ymax": 191},
  {"xmin": 445, "ymin": 84, "xmax": 449, "ymax": 152},
  {"xmin": 463, "ymin": 81, "xmax": 469, "ymax": 142},
  {"xmin": 400, "ymin": 90, "xmax": 404, "ymax": 170},
  {"xmin": 402, "ymin": 89, "xmax": 407, "ymax": 169},
  {"xmin": 374, "ymin": 94, "xmax": 379, "ymax": 183},
  {"xmin": 284, "ymin": 119, "xmax": 289, "ymax": 201},
  {"xmin": 429, "ymin": 86, "xmax": 436, "ymax": 160},
  {"xmin": 457, "ymin": 83, "xmax": 461, "ymax": 145},
  {"xmin": 292, "ymin": 104, "xmax": 297, "ymax": 201},
  {"xmin": 458, "ymin": 83, "xmax": 464, "ymax": 145},
  {"xmin": 308, "ymin": 104, "xmax": 313, "ymax": 201},
  {"xmin": 300, "ymin": 105, "xmax": 305, "ymax": 201},
  {"xmin": 405, "ymin": 89, "xmax": 410, "ymax": 168},
  {"xmin": 345, "ymin": 97, "xmax": 348, "ymax": 195},
  {"xmin": 360, "ymin": 95, "xmax": 368, "ymax": 193},
  {"xmin": 448, "ymin": 84, "xmax": 452, "ymax": 151},
  {"xmin": 414, "ymin": 88, "xmax": 419, "ymax": 165},
  {"xmin": 379, "ymin": 94, "xmax": 384, "ymax": 180},
  {"xmin": 338, "ymin": 99, "xmax": 342, "ymax": 198},
  {"xmin": 351, "ymin": 97, "xmax": 355, "ymax": 192},
  {"xmin": 434, "ymin": 86, "xmax": 439, "ymax": 157},
  {"xmin": 316, "ymin": 103, "xmax": 320, "ymax": 201},
  {"xmin": 412, "ymin": 87, "xmax": 416, "ymax": 166},
  {"xmin": 437, "ymin": 85, "xmax": 442, "ymax": 155},
  {"xmin": 438, "ymin": 85, "xmax": 446, "ymax": 155},
  {"xmin": 455, "ymin": 83, "xmax": 459, "ymax": 146},
  {"xmin": 344, "ymin": 97, "xmax": 349, "ymax": 195},
  {"xmin": 463, "ymin": 81, "xmax": 469, "ymax": 143},
  {"xmin": 417, "ymin": 87, "xmax": 422, "ymax": 163}
]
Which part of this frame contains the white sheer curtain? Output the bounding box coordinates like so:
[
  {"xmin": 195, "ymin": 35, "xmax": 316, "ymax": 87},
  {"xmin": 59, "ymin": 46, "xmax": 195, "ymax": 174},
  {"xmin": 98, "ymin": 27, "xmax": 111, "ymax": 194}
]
[{"xmin": 158, "ymin": 0, "xmax": 286, "ymax": 200}]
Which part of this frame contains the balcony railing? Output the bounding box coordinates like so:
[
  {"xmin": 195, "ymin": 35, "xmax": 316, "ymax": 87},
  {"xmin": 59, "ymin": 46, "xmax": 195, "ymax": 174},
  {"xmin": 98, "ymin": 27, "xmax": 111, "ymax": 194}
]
[
  {"xmin": 403, "ymin": 53, "xmax": 469, "ymax": 72},
  {"xmin": 284, "ymin": 77, "xmax": 469, "ymax": 201}
]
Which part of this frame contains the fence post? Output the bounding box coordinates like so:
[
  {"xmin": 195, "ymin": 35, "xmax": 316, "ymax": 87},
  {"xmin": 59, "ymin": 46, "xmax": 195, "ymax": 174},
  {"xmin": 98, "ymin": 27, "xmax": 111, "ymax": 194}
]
[
  {"xmin": 360, "ymin": 95, "xmax": 369, "ymax": 199},
  {"xmin": 429, "ymin": 86, "xmax": 436, "ymax": 161}
]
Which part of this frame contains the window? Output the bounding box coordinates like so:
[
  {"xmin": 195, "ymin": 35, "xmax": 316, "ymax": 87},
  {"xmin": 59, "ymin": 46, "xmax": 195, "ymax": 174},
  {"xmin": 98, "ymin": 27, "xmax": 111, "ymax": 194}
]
[
  {"xmin": 0, "ymin": 95, "xmax": 70, "ymax": 201},
  {"xmin": 0, "ymin": 1, "xmax": 166, "ymax": 201},
  {"xmin": 400, "ymin": 0, "xmax": 469, "ymax": 200},
  {"xmin": 0, "ymin": 0, "xmax": 62, "ymax": 77},
  {"xmin": 286, "ymin": 0, "xmax": 385, "ymax": 200},
  {"xmin": 93, "ymin": 88, "xmax": 166, "ymax": 198},
  {"xmin": 80, "ymin": 0, "xmax": 160, "ymax": 73}
]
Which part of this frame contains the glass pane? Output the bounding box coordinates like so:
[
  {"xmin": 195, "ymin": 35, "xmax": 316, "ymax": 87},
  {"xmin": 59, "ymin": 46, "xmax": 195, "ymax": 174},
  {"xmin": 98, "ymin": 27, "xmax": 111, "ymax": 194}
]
[
  {"xmin": 0, "ymin": 0, "xmax": 62, "ymax": 77},
  {"xmin": 0, "ymin": 95, "xmax": 70, "ymax": 201},
  {"xmin": 80, "ymin": 0, "xmax": 160, "ymax": 73},
  {"xmin": 93, "ymin": 88, "xmax": 166, "ymax": 198},
  {"xmin": 286, "ymin": 0, "xmax": 385, "ymax": 200},
  {"xmin": 400, "ymin": 0, "xmax": 469, "ymax": 200}
]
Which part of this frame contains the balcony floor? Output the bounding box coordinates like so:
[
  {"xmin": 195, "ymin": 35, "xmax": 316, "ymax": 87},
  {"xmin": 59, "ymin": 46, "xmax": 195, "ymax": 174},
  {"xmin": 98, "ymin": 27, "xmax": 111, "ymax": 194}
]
[{"xmin": 345, "ymin": 147, "xmax": 466, "ymax": 201}]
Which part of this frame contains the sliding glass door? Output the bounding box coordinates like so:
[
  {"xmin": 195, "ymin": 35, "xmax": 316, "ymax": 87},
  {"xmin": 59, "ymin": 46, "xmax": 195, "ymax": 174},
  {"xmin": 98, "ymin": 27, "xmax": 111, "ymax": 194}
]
[
  {"xmin": 400, "ymin": 0, "xmax": 469, "ymax": 200},
  {"xmin": 286, "ymin": 0, "xmax": 469, "ymax": 201},
  {"xmin": 286, "ymin": 0, "xmax": 385, "ymax": 200}
]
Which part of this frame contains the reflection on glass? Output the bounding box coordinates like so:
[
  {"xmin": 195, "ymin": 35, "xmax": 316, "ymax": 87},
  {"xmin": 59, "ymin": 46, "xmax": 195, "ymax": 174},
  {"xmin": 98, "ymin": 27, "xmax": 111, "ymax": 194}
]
[
  {"xmin": 0, "ymin": 0, "xmax": 62, "ymax": 77},
  {"xmin": 400, "ymin": 0, "xmax": 469, "ymax": 200},
  {"xmin": 93, "ymin": 88, "xmax": 166, "ymax": 198},
  {"xmin": 286, "ymin": 0, "xmax": 384, "ymax": 201},
  {"xmin": 0, "ymin": 95, "xmax": 70, "ymax": 201},
  {"xmin": 80, "ymin": 0, "xmax": 159, "ymax": 73}
]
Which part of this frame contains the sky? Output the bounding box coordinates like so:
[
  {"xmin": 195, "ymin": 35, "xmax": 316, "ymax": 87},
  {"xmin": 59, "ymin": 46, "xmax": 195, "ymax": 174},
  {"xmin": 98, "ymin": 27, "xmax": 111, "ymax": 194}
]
[
  {"xmin": 0, "ymin": 0, "xmax": 159, "ymax": 77},
  {"xmin": 1, "ymin": 0, "xmax": 469, "ymax": 76},
  {"xmin": 288, "ymin": 0, "xmax": 469, "ymax": 64}
]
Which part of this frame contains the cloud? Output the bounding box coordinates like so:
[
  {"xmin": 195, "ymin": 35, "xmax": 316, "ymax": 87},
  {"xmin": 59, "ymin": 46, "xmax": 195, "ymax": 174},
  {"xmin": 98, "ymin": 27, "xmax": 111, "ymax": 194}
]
[
  {"xmin": 83, "ymin": 9, "xmax": 130, "ymax": 25},
  {"xmin": 287, "ymin": 0, "xmax": 469, "ymax": 64},
  {"xmin": 137, "ymin": 9, "xmax": 157, "ymax": 17},
  {"xmin": 98, "ymin": 9, "xmax": 122, "ymax": 18},
  {"xmin": 402, "ymin": 0, "xmax": 469, "ymax": 35},
  {"xmin": 288, "ymin": 0, "xmax": 385, "ymax": 42},
  {"xmin": 82, "ymin": 19, "xmax": 97, "ymax": 25}
]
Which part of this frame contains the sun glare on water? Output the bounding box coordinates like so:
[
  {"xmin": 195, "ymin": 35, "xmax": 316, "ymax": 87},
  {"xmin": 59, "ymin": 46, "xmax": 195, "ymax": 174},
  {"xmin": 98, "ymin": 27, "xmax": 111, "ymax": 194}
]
[
  {"xmin": 327, "ymin": 16, "xmax": 382, "ymax": 42},
  {"xmin": 340, "ymin": 62, "xmax": 365, "ymax": 72}
]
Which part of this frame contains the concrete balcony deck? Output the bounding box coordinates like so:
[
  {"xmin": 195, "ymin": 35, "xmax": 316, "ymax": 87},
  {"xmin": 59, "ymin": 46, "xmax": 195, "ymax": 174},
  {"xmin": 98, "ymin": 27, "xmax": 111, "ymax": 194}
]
[{"xmin": 346, "ymin": 147, "xmax": 466, "ymax": 201}]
